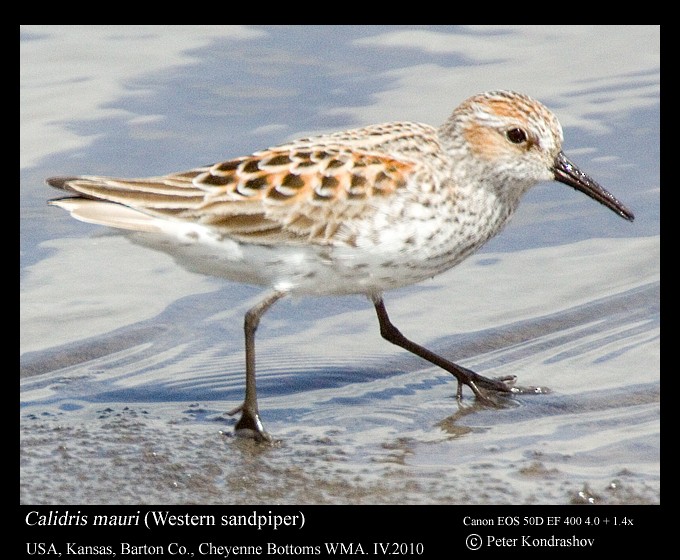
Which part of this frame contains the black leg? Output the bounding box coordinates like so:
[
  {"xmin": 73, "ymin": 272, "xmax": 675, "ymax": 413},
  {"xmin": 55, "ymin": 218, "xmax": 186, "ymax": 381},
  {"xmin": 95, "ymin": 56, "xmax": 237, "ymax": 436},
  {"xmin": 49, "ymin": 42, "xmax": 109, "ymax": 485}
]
[
  {"xmin": 373, "ymin": 297, "xmax": 539, "ymax": 403},
  {"xmin": 228, "ymin": 290, "xmax": 286, "ymax": 441}
]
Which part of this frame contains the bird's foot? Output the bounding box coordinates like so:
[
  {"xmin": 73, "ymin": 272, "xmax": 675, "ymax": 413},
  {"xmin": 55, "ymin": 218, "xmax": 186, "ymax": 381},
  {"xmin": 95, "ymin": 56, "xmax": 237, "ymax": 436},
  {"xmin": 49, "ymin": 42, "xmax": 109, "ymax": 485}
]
[
  {"xmin": 458, "ymin": 371, "xmax": 551, "ymax": 405},
  {"xmin": 227, "ymin": 403, "xmax": 273, "ymax": 443}
]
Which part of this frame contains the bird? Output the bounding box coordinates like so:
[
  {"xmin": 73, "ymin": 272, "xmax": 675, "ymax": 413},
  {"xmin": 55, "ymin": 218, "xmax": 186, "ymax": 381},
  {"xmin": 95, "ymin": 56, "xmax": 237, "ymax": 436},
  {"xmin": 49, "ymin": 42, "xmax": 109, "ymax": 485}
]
[{"xmin": 46, "ymin": 90, "xmax": 635, "ymax": 442}]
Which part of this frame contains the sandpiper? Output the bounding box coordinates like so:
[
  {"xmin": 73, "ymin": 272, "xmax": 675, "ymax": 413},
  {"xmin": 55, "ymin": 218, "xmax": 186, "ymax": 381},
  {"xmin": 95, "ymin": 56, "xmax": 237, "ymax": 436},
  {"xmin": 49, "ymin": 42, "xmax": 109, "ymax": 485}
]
[{"xmin": 47, "ymin": 90, "xmax": 634, "ymax": 441}]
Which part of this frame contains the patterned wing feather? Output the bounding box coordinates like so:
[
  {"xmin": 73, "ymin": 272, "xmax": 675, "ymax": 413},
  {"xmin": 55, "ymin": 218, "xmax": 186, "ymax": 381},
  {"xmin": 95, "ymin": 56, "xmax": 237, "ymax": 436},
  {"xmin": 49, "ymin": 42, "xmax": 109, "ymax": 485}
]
[{"xmin": 48, "ymin": 145, "xmax": 416, "ymax": 245}]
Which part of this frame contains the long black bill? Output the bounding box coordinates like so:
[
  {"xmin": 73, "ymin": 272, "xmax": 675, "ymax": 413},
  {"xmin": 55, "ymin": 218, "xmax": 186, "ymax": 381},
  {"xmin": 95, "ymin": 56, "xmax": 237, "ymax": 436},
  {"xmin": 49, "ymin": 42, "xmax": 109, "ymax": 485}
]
[{"xmin": 553, "ymin": 152, "xmax": 634, "ymax": 222}]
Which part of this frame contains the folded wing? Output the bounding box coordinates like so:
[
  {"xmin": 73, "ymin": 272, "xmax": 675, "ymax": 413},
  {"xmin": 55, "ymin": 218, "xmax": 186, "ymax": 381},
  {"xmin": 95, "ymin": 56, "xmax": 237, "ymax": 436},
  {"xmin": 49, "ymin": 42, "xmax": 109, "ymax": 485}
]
[{"xmin": 48, "ymin": 145, "xmax": 415, "ymax": 246}]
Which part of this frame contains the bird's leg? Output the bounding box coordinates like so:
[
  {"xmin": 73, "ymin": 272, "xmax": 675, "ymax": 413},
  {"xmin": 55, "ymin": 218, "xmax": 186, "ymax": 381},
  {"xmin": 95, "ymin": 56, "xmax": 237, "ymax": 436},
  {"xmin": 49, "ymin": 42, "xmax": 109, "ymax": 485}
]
[
  {"xmin": 373, "ymin": 297, "xmax": 537, "ymax": 404},
  {"xmin": 227, "ymin": 290, "xmax": 286, "ymax": 441}
]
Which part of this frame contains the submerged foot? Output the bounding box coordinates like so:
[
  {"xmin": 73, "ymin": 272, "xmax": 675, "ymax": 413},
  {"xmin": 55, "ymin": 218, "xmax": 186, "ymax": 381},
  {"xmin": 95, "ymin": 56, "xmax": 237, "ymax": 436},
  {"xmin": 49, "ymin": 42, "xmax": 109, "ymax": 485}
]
[
  {"xmin": 227, "ymin": 404, "xmax": 273, "ymax": 443},
  {"xmin": 459, "ymin": 370, "xmax": 551, "ymax": 405}
]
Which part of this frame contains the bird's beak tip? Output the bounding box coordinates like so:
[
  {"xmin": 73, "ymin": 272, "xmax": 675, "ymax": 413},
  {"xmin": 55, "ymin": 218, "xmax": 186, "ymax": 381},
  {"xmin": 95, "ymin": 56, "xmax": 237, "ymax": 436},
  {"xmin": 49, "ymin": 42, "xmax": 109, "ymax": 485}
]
[{"xmin": 553, "ymin": 152, "xmax": 635, "ymax": 222}]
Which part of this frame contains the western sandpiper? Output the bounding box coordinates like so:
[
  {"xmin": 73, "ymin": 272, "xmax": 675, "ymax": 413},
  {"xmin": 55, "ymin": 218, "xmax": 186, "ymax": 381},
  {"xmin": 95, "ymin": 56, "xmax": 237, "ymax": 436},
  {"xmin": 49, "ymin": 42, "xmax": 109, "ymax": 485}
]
[{"xmin": 47, "ymin": 90, "xmax": 634, "ymax": 441}]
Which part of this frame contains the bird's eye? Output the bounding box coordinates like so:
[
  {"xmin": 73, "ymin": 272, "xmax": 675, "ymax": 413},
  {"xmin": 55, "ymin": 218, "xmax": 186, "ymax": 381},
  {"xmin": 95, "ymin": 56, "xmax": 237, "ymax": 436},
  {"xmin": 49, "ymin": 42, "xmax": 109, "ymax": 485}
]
[{"xmin": 505, "ymin": 128, "xmax": 528, "ymax": 144}]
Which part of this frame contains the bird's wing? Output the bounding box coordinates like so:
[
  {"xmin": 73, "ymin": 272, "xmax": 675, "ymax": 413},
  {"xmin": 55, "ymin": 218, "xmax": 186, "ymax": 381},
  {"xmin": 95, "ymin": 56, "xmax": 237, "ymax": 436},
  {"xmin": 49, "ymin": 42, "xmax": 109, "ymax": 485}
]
[{"xmin": 48, "ymin": 143, "xmax": 417, "ymax": 246}]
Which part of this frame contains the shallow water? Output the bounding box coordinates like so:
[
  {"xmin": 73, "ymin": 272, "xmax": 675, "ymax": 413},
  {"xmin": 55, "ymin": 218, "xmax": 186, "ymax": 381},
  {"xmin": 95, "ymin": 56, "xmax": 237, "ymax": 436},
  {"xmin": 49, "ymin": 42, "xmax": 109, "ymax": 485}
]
[{"xmin": 20, "ymin": 25, "xmax": 659, "ymax": 505}]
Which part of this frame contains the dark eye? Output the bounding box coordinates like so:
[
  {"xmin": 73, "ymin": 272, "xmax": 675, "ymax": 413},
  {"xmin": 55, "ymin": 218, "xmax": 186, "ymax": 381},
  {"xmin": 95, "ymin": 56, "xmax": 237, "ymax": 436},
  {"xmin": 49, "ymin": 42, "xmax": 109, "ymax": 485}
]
[{"xmin": 505, "ymin": 128, "xmax": 528, "ymax": 144}]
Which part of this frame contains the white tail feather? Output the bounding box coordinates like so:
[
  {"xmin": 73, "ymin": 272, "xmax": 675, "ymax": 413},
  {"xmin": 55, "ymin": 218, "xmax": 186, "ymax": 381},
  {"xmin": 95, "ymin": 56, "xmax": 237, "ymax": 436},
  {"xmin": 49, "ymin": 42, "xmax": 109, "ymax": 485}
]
[{"xmin": 49, "ymin": 199, "xmax": 163, "ymax": 233}]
